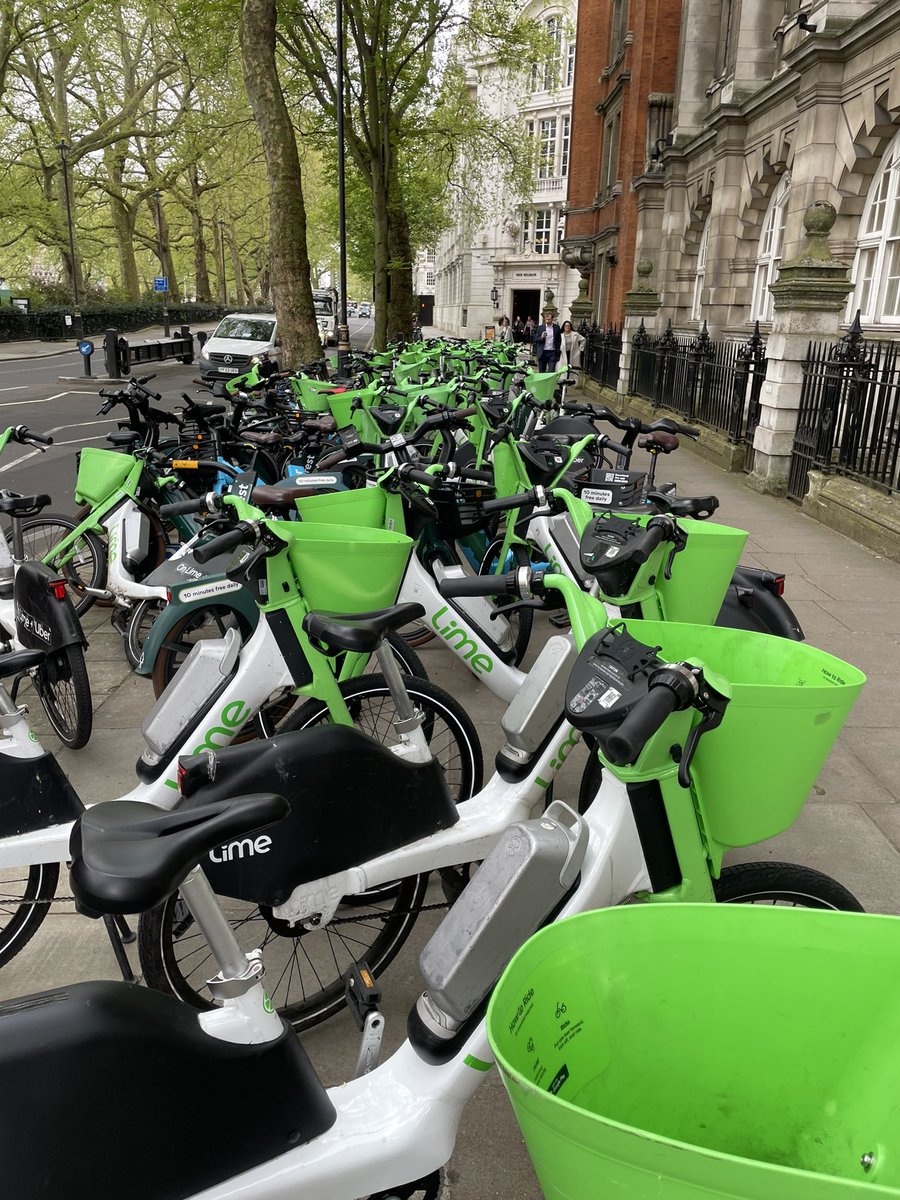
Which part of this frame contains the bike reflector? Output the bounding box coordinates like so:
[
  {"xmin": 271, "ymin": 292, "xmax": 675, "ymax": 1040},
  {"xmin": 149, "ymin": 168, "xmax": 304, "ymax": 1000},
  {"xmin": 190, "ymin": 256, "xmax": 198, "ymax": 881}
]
[
  {"xmin": 48, "ymin": 579, "xmax": 67, "ymax": 601},
  {"xmin": 767, "ymin": 575, "xmax": 786, "ymax": 597},
  {"xmin": 172, "ymin": 460, "xmax": 199, "ymax": 469}
]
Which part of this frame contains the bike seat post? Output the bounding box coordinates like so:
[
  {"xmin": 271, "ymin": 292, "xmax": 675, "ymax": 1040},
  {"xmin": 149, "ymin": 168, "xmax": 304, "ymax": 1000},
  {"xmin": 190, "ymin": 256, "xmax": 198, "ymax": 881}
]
[
  {"xmin": 7, "ymin": 511, "xmax": 25, "ymax": 564},
  {"xmin": 373, "ymin": 640, "xmax": 432, "ymax": 763},
  {"xmin": 178, "ymin": 866, "xmax": 267, "ymax": 998}
]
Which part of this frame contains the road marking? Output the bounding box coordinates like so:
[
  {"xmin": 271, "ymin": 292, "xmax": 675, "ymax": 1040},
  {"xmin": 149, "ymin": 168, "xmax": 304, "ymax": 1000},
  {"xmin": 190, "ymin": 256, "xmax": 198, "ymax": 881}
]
[
  {"xmin": 0, "ymin": 389, "xmax": 96, "ymax": 409},
  {"xmin": 0, "ymin": 386, "xmax": 28, "ymax": 392}
]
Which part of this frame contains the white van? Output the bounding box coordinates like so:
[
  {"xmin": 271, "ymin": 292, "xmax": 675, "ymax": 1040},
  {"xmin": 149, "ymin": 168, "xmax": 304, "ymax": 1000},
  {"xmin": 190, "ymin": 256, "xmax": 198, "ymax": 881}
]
[{"xmin": 198, "ymin": 313, "xmax": 281, "ymax": 381}]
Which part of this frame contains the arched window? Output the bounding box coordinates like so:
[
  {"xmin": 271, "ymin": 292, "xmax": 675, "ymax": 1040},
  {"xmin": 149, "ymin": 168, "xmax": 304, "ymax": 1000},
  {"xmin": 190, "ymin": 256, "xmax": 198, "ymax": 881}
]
[
  {"xmin": 851, "ymin": 135, "xmax": 900, "ymax": 324},
  {"xmin": 751, "ymin": 173, "xmax": 790, "ymax": 323},
  {"xmin": 691, "ymin": 218, "xmax": 710, "ymax": 321}
]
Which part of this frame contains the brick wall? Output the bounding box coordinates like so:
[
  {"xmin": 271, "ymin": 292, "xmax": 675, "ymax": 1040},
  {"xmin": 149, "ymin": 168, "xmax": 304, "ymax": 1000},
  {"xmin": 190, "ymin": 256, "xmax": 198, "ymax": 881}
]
[{"xmin": 566, "ymin": 0, "xmax": 683, "ymax": 325}]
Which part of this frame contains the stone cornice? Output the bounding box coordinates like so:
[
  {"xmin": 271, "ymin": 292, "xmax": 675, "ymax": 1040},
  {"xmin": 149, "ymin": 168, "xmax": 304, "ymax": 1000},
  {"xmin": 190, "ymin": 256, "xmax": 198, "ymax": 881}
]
[{"xmin": 595, "ymin": 72, "xmax": 631, "ymax": 116}]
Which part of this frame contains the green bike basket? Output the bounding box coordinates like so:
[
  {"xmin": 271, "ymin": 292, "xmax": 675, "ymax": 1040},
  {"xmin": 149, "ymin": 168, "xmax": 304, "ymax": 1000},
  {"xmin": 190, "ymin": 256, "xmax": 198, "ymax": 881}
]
[
  {"xmin": 524, "ymin": 370, "xmax": 563, "ymax": 403},
  {"xmin": 74, "ymin": 447, "xmax": 135, "ymax": 507},
  {"xmin": 488, "ymin": 903, "xmax": 900, "ymax": 1199},
  {"xmin": 619, "ymin": 618, "xmax": 865, "ymax": 849},
  {"xmin": 279, "ymin": 521, "xmax": 412, "ymax": 613},
  {"xmin": 295, "ymin": 488, "xmax": 387, "ymax": 530}
]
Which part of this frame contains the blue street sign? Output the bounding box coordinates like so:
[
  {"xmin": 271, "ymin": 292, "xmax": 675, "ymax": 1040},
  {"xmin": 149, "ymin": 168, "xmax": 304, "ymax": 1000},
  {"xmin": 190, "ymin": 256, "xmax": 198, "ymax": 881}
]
[
  {"xmin": 78, "ymin": 340, "xmax": 94, "ymax": 357},
  {"xmin": 153, "ymin": 276, "xmax": 168, "ymax": 292}
]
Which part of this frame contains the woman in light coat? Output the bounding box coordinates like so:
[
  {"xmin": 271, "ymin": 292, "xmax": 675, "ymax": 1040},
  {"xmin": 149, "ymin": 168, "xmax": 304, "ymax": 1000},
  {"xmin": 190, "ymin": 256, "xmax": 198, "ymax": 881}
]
[
  {"xmin": 559, "ymin": 320, "xmax": 586, "ymax": 370},
  {"xmin": 496, "ymin": 316, "xmax": 513, "ymax": 343}
]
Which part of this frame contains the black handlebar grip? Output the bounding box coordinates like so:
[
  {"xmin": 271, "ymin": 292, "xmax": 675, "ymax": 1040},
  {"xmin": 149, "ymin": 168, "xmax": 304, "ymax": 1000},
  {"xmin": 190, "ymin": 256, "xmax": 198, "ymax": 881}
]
[
  {"xmin": 603, "ymin": 437, "xmax": 630, "ymax": 458},
  {"xmin": 437, "ymin": 572, "xmax": 517, "ymax": 599},
  {"xmin": 631, "ymin": 521, "xmax": 669, "ymax": 565},
  {"xmin": 159, "ymin": 496, "xmax": 210, "ymax": 516},
  {"xmin": 482, "ymin": 489, "xmax": 536, "ymax": 515},
  {"xmin": 402, "ymin": 467, "xmax": 440, "ymax": 487},
  {"xmin": 194, "ymin": 523, "xmax": 255, "ymax": 565},
  {"xmin": 604, "ymin": 684, "xmax": 679, "ymax": 766},
  {"xmin": 459, "ymin": 466, "xmax": 493, "ymax": 483},
  {"xmin": 16, "ymin": 426, "xmax": 53, "ymax": 445}
]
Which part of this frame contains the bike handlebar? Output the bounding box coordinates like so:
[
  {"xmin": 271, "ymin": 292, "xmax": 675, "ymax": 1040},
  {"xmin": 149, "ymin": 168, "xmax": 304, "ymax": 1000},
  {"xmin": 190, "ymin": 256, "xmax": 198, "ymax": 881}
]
[
  {"xmin": 600, "ymin": 435, "xmax": 630, "ymax": 458},
  {"xmin": 159, "ymin": 495, "xmax": 211, "ymax": 516},
  {"xmin": 604, "ymin": 684, "xmax": 679, "ymax": 766},
  {"xmin": 630, "ymin": 518, "xmax": 671, "ymax": 565},
  {"xmin": 437, "ymin": 571, "xmax": 518, "ymax": 600},
  {"xmin": 13, "ymin": 426, "xmax": 52, "ymax": 446},
  {"xmin": 482, "ymin": 488, "xmax": 537, "ymax": 515},
  {"xmin": 194, "ymin": 522, "xmax": 257, "ymax": 565}
]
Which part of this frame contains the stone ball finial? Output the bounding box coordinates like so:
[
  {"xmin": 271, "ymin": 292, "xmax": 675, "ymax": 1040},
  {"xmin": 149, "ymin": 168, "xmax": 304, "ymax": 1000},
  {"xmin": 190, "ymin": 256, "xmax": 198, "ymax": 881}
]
[
  {"xmin": 636, "ymin": 258, "xmax": 653, "ymax": 279},
  {"xmin": 803, "ymin": 201, "xmax": 836, "ymax": 237}
]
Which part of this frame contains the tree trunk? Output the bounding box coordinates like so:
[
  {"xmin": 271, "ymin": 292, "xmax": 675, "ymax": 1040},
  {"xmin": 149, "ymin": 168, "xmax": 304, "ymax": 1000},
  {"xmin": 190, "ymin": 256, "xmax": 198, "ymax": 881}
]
[
  {"xmin": 212, "ymin": 220, "xmax": 227, "ymax": 304},
  {"xmin": 240, "ymin": 0, "xmax": 320, "ymax": 364},
  {"xmin": 105, "ymin": 150, "xmax": 140, "ymax": 300},
  {"xmin": 190, "ymin": 168, "xmax": 213, "ymax": 302},
  {"xmin": 371, "ymin": 157, "xmax": 390, "ymax": 351},
  {"xmin": 387, "ymin": 179, "xmax": 414, "ymax": 341}
]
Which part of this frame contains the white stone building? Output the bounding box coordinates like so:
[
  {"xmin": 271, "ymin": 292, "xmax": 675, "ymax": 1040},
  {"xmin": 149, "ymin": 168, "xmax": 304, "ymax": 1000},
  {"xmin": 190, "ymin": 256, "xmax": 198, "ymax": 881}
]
[
  {"xmin": 434, "ymin": 1, "xmax": 581, "ymax": 336},
  {"xmin": 644, "ymin": 0, "xmax": 900, "ymax": 339}
]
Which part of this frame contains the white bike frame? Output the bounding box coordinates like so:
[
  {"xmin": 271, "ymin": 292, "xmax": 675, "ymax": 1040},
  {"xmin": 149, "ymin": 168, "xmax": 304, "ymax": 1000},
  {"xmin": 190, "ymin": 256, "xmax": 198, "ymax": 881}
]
[{"xmin": 194, "ymin": 778, "xmax": 647, "ymax": 1199}]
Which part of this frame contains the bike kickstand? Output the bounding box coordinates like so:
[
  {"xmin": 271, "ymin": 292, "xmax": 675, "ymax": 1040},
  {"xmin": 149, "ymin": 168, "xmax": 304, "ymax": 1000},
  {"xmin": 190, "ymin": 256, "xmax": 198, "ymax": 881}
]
[{"xmin": 103, "ymin": 914, "xmax": 137, "ymax": 983}]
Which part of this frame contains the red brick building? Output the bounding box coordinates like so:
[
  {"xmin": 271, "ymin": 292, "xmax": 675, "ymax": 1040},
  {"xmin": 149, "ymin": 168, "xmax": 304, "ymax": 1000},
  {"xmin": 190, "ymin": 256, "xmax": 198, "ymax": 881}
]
[{"xmin": 562, "ymin": 0, "xmax": 683, "ymax": 326}]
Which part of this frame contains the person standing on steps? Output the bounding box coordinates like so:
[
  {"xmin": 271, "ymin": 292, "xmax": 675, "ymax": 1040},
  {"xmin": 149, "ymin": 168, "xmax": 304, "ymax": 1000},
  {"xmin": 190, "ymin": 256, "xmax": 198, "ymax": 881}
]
[
  {"xmin": 533, "ymin": 307, "xmax": 561, "ymax": 371},
  {"xmin": 496, "ymin": 316, "xmax": 513, "ymax": 343}
]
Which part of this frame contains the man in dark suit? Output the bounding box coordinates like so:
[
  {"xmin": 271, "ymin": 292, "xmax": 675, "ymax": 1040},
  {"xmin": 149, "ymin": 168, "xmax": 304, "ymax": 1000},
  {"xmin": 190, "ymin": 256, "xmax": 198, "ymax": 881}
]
[{"xmin": 532, "ymin": 307, "xmax": 562, "ymax": 371}]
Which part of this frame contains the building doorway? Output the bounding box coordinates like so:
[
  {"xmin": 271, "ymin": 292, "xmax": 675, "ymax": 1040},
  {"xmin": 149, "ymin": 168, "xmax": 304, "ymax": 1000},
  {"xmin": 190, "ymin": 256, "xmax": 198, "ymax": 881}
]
[{"xmin": 511, "ymin": 289, "xmax": 541, "ymax": 325}]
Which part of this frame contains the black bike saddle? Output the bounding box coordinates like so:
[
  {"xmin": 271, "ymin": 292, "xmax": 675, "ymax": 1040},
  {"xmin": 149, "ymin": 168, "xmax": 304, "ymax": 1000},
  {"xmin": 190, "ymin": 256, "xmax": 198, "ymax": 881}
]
[
  {"xmin": 304, "ymin": 601, "xmax": 426, "ymax": 654},
  {"xmin": 69, "ymin": 793, "xmax": 289, "ymax": 916},
  {"xmin": 0, "ymin": 493, "xmax": 50, "ymax": 517},
  {"xmin": 647, "ymin": 491, "xmax": 719, "ymax": 520},
  {"xmin": 0, "ymin": 648, "xmax": 45, "ymax": 678}
]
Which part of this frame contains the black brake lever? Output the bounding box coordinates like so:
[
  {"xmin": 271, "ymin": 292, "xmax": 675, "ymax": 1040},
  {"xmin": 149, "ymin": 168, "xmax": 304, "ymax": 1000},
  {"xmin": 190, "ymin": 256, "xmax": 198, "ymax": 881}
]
[
  {"xmin": 663, "ymin": 523, "xmax": 689, "ymax": 580},
  {"xmin": 677, "ymin": 685, "xmax": 728, "ymax": 788}
]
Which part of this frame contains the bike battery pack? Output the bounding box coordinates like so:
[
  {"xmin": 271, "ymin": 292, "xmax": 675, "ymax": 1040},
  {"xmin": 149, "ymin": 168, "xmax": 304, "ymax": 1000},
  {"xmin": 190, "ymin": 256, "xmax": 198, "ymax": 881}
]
[
  {"xmin": 419, "ymin": 801, "xmax": 587, "ymax": 1025},
  {"xmin": 122, "ymin": 507, "xmax": 152, "ymax": 576},
  {"xmin": 545, "ymin": 512, "xmax": 590, "ymax": 584},
  {"xmin": 141, "ymin": 628, "xmax": 242, "ymax": 759},
  {"xmin": 501, "ymin": 635, "xmax": 577, "ymax": 754}
]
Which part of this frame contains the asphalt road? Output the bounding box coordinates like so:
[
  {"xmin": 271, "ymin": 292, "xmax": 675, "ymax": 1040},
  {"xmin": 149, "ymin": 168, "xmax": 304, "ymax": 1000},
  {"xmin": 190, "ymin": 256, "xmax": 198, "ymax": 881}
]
[{"xmin": 0, "ymin": 315, "xmax": 375, "ymax": 501}]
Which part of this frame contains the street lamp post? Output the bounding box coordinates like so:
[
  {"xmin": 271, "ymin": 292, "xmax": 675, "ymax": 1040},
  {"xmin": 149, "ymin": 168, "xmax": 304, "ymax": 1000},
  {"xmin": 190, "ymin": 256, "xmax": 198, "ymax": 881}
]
[
  {"xmin": 57, "ymin": 140, "xmax": 83, "ymax": 340},
  {"xmin": 334, "ymin": 0, "xmax": 350, "ymax": 372},
  {"xmin": 151, "ymin": 188, "xmax": 171, "ymax": 337}
]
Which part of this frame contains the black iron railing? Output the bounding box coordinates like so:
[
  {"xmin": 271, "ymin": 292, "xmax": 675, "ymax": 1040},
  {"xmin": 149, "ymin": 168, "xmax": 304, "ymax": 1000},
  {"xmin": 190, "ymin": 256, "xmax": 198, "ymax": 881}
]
[
  {"xmin": 629, "ymin": 319, "xmax": 767, "ymax": 450},
  {"xmin": 788, "ymin": 313, "xmax": 900, "ymax": 502},
  {"xmin": 581, "ymin": 323, "xmax": 622, "ymax": 390}
]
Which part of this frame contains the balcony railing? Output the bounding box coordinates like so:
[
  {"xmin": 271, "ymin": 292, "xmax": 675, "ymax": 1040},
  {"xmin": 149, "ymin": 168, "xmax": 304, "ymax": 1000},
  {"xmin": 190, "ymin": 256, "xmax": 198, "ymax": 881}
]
[{"xmin": 534, "ymin": 175, "xmax": 566, "ymax": 192}]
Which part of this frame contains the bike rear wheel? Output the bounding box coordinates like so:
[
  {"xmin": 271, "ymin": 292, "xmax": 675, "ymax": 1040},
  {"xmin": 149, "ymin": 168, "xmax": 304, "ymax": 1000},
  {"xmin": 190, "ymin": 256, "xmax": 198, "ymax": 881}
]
[
  {"xmin": 0, "ymin": 862, "xmax": 59, "ymax": 968},
  {"xmin": 139, "ymin": 872, "xmax": 429, "ymax": 1031},
  {"xmin": 713, "ymin": 861, "xmax": 864, "ymax": 910},
  {"xmin": 33, "ymin": 645, "xmax": 92, "ymax": 748},
  {"xmin": 15, "ymin": 515, "xmax": 106, "ymax": 616}
]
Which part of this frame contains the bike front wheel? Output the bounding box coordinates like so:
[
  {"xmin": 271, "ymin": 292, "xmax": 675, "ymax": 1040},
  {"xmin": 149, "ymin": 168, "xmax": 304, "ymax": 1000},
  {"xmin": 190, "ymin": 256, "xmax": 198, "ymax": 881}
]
[
  {"xmin": 713, "ymin": 861, "xmax": 864, "ymax": 910},
  {"xmin": 33, "ymin": 645, "xmax": 93, "ymax": 748}
]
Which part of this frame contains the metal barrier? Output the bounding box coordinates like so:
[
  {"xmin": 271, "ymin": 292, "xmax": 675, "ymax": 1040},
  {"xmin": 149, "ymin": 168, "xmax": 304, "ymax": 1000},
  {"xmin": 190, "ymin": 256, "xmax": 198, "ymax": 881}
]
[
  {"xmin": 103, "ymin": 326, "xmax": 194, "ymax": 378},
  {"xmin": 788, "ymin": 313, "xmax": 900, "ymax": 502}
]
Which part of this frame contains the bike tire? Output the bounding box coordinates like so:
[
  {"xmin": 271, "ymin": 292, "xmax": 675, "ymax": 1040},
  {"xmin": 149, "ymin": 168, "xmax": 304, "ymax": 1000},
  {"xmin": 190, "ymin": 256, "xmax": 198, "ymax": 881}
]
[
  {"xmin": 34, "ymin": 645, "xmax": 93, "ymax": 749},
  {"xmin": 713, "ymin": 861, "xmax": 864, "ymax": 910},
  {"xmin": 15, "ymin": 515, "xmax": 107, "ymax": 616},
  {"xmin": 478, "ymin": 539, "xmax": 533, "ymax": 666},
  {"xmin": 138, "ymin": 871, "xmax": 429, "ymax": 1032},
  {"xmin": 124, "ymin": 598, "xmax": 164, "ymax": 670},
  {"xmin": 0, "ymin": 862, "xmax": 59, "ymax": 968}
]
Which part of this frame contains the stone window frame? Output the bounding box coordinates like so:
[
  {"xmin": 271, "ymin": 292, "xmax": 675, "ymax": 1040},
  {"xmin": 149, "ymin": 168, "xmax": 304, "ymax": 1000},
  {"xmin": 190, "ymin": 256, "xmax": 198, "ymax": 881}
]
[
  {"xmin": 849, "ymin": 134, "xmax": 900, "ymax": 326},
  {"xmin": 691, "ymin": 218, "xmax": 710, "ymax": 322},
  {"xmin": 750, "ymin": 173, "xmax": 791, "ymax": 324}
]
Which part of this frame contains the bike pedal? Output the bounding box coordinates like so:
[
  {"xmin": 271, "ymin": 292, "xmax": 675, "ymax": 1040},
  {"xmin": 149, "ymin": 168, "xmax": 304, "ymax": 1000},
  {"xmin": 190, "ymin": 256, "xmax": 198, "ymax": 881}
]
[
  {"xmin": 549, "ymin": 612, "xmax": 571, "ymax": 629},
  {"xmin": 345, "ymin": 960, "xmax": 384, "ymax": 1077}
]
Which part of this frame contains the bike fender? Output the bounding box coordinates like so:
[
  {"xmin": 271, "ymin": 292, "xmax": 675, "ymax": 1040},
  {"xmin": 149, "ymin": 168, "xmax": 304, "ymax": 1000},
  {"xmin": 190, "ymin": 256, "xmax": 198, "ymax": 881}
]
[
  {"xmin": 135, "ymin": 588, "xmax": 258, "ymax": 676},
  {"xmin": 14, "ymin": 561, "xmax": 86, "ymax": 650}
]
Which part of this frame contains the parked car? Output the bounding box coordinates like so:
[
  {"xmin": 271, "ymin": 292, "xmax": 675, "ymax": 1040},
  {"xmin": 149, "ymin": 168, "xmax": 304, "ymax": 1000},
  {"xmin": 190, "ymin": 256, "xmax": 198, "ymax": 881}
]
[
  {"xmin": 198, "ymin": 314, "xmax": 280, "ymax": 381},
  {"xmin": 359, "ymin": 303, "xmax": 372, "ymax": 318}
]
